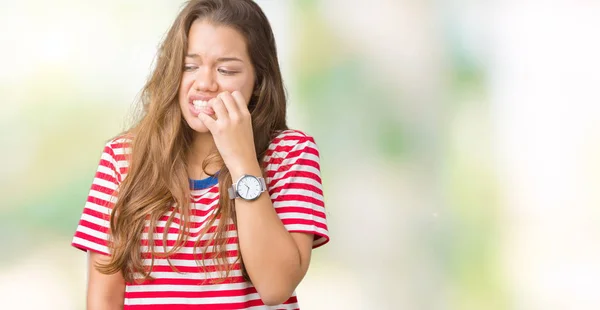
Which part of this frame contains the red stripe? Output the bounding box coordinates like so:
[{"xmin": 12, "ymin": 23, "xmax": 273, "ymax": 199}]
[
  {"xmin": 125, "ymin": 286, "xmax": 257, "ymax": 299},
  {"xmin": 148, "ymin": 223, "xmax": 236, "ymax": 234},
  {"xmin": 275, "ymin": 159, "xmax": 320, "ymax": 174},
  {"xmin": 123, "ymin": 298, "xmax": 266, "ymax": 310},
  {"xmin": 141, "ymin": 250, "xmax": 239, "ymax": 260},
  {"xmin": 78, "ymin": 217, "xmax": 109, "ymax": 233},
  {"xmin": 111, "ymin": 142, "xmax": 131, "ymax": 149},
  {"xmin": 155, "ymin": 209, "xmax": 218, "ymax": 222},
  {"xmin": 114, "ymin": 154, "xmax": 128, "ymax": 161},
  {"xmin": 71, "ymin": 241, "xmax": 109, "ymax": 255},
  {"xmin": 281, "ymin": 218, "xmax": 328, "ymax": 230},
  {"xmin": 144, "ymin": 263, "xmax": 241, "ymax": 274},
  {"xmin": 269, "ymin": 182, "xmax": 323, "ymax": 196},
  {"xmin": 73, "ymin": 230, "xmax": 107, "ymax": 248},
  {"xmin": 273, "ymin": 194, "xmax": 324, "ymax": 207},
  {"xmin": 267, "ymin": 171, "xmax": 322, "ymax": 187},
  {"xmin": 90, "ymin": 183, "xmax": 117, "ymax": 196},
  {"xmin": 265, "ymin": 146, "xmax": 319, "ymax": 165},
  {"xmin": 82, "ymin": 207, "xmax": 111, "ymax": 222},
  {"xmin": 133, "ymin": 275, "xmax": 246, "ymax": 286},
  {"xmin": 274, "ymin": 206, "xmax": 326, "ymax": 219},
  {"xmin": 140, "ymin": 237, "xmax": 238, "ymax": 248},
  {"xmin": 87, "ymin": 196, "xmax": 114, "ymax": 209},
  {"xmin": 94, "ymin": 169, "xmax": 118, "ymax": 184}
]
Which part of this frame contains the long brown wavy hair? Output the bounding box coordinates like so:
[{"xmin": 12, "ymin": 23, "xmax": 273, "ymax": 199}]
[{"xmin": 98, "ymin": 0, "xmax": 288, "ymax": 283}]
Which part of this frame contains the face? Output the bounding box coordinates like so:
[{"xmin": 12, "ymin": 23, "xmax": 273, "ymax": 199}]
[{"xmin": 179, "ymin": 20, "xmax": 256, "ymax": 133}]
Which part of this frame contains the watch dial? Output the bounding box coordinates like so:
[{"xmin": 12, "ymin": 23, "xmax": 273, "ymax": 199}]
[{"xmin": 239, "ymin": 176, "xmax": 261, "ymax": 199}]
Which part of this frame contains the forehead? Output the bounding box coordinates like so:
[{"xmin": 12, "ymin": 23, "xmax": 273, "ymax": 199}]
[{"xmin": 186, "ymin": 19, "xmax": 249, "ymax": 59}]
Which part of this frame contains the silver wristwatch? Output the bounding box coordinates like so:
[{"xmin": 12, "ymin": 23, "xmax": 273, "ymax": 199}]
[{"xmin": 228, "ymin": 174, "xmax": 267, "ymax": 201}]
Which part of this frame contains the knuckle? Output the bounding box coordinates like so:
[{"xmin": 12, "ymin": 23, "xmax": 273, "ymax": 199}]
[{"xmin": 230, "ymin": 115, "xmax": 241, "ymax": 124}]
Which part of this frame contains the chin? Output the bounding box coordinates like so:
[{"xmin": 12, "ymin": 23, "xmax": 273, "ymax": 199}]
[
  {"xmin": 185, "ymin": 117, "xmax": 211, "ymax": 134},
  {"xmin": 191, "ymin": 125, "xmax": 211, "ymax": 134}
]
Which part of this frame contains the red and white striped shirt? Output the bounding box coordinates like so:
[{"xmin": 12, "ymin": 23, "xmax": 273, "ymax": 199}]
[{"xmin": 72, "ymin": 129, "xmax": 329, "ymax": 309}]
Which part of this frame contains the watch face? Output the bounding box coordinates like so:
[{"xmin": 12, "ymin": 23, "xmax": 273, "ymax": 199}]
[{"xmin": 237, "ymin": 175, "xmax": 262, "ymax": 200}]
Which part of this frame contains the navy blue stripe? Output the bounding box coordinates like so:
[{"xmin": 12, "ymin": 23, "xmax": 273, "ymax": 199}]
[{"xmin": 189, "ymin": 175, "xmax": 218, "ymax": 190}]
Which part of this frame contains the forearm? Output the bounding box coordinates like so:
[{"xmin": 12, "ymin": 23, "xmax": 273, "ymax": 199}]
[
  {"xmin": 231, "ymin": 165, "xmax": 305, "ymax": 304},
  {"xmin": 87, "ymin": 298, "xmax": 124, "ymax": 310},
  {"xmin": 87, "ymin": 252, "xmax": 125, "ymax": 310}
]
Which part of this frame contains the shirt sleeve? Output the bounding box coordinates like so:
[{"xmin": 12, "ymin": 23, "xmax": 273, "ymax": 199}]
[
  {"xmin": 266, "ymin": 132, "xmax": 330, "ymax": 248},
  {"xmin": 71, "ymin": 142, "xmax": 121, "ymax": 256}
]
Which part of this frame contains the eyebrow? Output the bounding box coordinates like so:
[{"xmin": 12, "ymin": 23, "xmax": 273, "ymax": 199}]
[{"xmin": 185, "ymin": 54, "xmax": 244, "ymax": 63}]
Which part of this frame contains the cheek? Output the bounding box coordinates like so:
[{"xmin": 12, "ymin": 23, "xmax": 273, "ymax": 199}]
[
  {"xmin": 179, "ymin": 75, "xmax": 194, "ymax": 97},
  {"xmin": 220, "ymin": 76, "xmax": 254, "ymax": 103}
]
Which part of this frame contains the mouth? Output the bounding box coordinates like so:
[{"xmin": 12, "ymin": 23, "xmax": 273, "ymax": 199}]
[
  {"xmin": 192, "ymin": 99, "xmax": 209, "ymax": 112},
  {"xmin": 188, "ymin": 95, "xmax": 215, "ymax": 116}
]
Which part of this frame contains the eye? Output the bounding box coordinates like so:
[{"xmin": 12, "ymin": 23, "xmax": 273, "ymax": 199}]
[
  {"xmin": 183, "ymin": 65, "xmax": 198, "ymax": 72},
  {"xmin": 218, "ymin": 68, "xmax": 238, "ymax": 75}
]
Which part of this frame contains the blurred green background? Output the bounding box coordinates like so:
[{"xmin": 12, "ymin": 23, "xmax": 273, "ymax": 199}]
[{"xmin": 1, "ymin": 1, "xmax": 600, "ymax": 309}]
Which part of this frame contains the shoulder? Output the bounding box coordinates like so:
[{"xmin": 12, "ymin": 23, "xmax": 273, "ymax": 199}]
[
  {"xmin": 264, "ymin": 129, "xmax": 320, "ymax": 167},
  {"xmin": 103, "ymin": 135, "xmax": 132, "ymax": 158},
  {"xmin": 269, "ymin": 129, "xmax": 317, "ymax": 148},
  {"xmin": 98, "ymin": 135, "xmax": 133, "ymax": 177}
]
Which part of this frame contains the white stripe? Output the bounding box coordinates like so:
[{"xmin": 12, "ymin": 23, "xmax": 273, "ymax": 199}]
[
  {"xmin": 134, "ymin": 269, "xmax": 243, "ymax": 281},
  {"xmin": 276, "ymin": 212, "xmax": 328, "ymax": 225},
  {"xmin": 151, "ymin": 217, "xmax": 231, "ymax": 233},
  {"xmin": 140, "ymin": 243, "xmax": 238, "ymax": 254},
  {"xmin": 264, "ymin": 151, "xmax": 319, "ymax": 168},
  {"xmin": 269, "ymin": 163, "xmax": 321, "ymax": 180},
  {"xmin": 270, "ymin": 188, "xmax": 324, "ymax": 201},
  {"xmin": 263, "ymin": 151, "xmax": 286, "ymax": 163},
  {"xmin": 152, "ymin": 215, "xmax": 219, "ymax": 229},
  {"xmin": 77, "ymin": 224, "xmax": 108, "ymax": 241},
  {"xmin": 95, "ymin": 164, "xmax": 117, "ymax": 178},
  {"xmin": 141, "ymin": 256, "xmax": 238, "ymax": 268},
  {"xmin": 72, "ymin": 237, "xmax": 109, "ymax": 254},
  {"xmin": 156, "ymin": 204, "xmax": 221, "ymax": 223},
  {"xmin": 191, "ymin": 189, "xmax": 219, "ymax": 198},
  {"xmin": 141, "ymin": 229, "xmax": 237, "ymax": 241},
  {"xmin": 126, "ymin": 293, "xmax": 261, "ymax": 305},
  {"xmin": 80, "ymin": 212, "xmax": 110, "ymax": 227},
  {"xmin": 268, "ymin": 176, "xmax": 322, "ymax": 194},
  {"xmin": 266, "ymin": 137, "xmax": 300, "ymax": 149},
  {"xmin": 82, "ymin": 200, "xmax": 112, "ymax": 216},
  {"xmin": 126, "ymin": 282, "xmax": 250, "ymax": 293},
  {"xmin": 247, "ymin": 302, "xmax": 299, "ymax": 310},
  {"xmin": 111, "ymin": 145, "xmax": 131, "ymax": 156},
  {"xmin": 272, "ymin": 200, "xmax": 326, "ymax": 214},
  {"xmin": 284, "ymin": 224, "xmax": 328, "ymax": 236},
  {"xmin": 100, "ymin": 151, "xmax": 118, "ymax": 163},
  {"xmin": 88, "ymin": 189, "xmax": 117, "ymax": 204},
  {"xmin": 92, "ymin": 176, "xmax": 118, "ymax": 191}
]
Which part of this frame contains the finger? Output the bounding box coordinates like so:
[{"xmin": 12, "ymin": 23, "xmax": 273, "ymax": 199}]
[
  {"xmin": 197, "ymin": 112, "xmax": 216, "ymax": 131},
  {"xmin": 209, "ymin": 97, "xmax": 228, "ymax": 121},
  {"xmin": 218, "ymin": 92, "xmax": 241, "ymax": 119},
  {"xmin": 231, "ymin": 90, "xmax": 250, "ymax": 113}
]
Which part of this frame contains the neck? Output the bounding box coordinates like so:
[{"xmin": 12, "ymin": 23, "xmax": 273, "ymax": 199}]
[{"xmin": 187, "ymin": 131, "xmax": 220, "ymax": 179}]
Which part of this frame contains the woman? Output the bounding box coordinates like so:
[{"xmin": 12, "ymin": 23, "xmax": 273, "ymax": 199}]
[{"xmin": 71, "ymin": 0, "xmax": 329, "ymax": 309}]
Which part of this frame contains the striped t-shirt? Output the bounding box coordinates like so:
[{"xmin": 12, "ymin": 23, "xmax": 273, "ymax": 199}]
[{"xmin": 72, "ymin": 129, "xmax": 329, "ymax": 309}]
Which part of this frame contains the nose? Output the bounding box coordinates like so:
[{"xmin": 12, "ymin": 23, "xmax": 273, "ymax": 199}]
[{"xmin": 193, "ymin": 67, "xmax": 218, "ymax": 92}]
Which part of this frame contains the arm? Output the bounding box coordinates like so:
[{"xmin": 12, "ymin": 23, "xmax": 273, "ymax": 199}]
[
  {"xmin": 231, "ymin": 165, "xmax": 314, "ymax": 306},
  {"xmin": 198, "ymin": 91, "xmax": 328, "ymax": 305},
  {"xmin": 71, "ymin": 141, "xmax": 127, "ymax": 309},
  {"xmin": 86, "ymin": 251, "xmax": 126, "ymax": 310}
]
